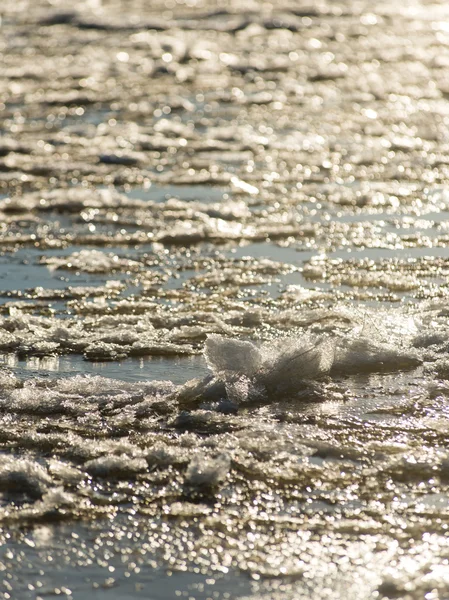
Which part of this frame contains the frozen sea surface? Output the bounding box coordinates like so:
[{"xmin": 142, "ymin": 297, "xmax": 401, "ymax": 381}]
[{"xmin": 3, "ymin": 0, "xmax": 449, "ymax": 598}]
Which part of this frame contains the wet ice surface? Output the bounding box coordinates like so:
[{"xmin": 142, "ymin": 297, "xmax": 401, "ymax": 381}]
[{"xmin": 3, "ymin": 0, "xmax": 449, "ymax": 598}]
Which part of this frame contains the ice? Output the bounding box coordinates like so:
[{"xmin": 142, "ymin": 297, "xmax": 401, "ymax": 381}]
[
  {"xmin": 0, "ymin": 369, "xmax": 18, "ymax": 389},
  {"xmin": 184, "ymin": 452, "xmax": 230, "ymax": 489},
  {"xmin": 205, "ymin": 333, "xmax": 337, "ymax": 387},
  {"xmin": 83, "ymin": 341, "xmax": 129, "ymax": 361},
  {"xmin": 3, "ymin": 0, "xmax": 449, "ymax": 592},
  {"xmin": 0, "ymin": 303, "xmax": 428, "ymax": 405},
  {"xmin": 432, "ymin": 360, "xmax": 449, "ymax": 379},
  {"xmin": 205, "ymin": 335, "xmax": 262, "ymax": 377},
  {"xmin": 0, "ymin": 374, "xmax": 178, "ymax": 422},
  {"xmin": 130, "ymin": 340, "xmax": 198, "ymax": 357},
  {"xmin": 197, "ymin": 319, "xmax": 423, "ymax": 403},
  {"xmin": 146, "ymin": 443, "xmax": 192, "ymax": 468},
  {"xmin": 48, "ymin": 460, "xmax": 85, "ymax": 485},
  {"xmin": 413, "ymin": 332, "xmax": 449, "ymax": 349},
  {"xmin": 41, "ymin": 486, "xmax": 77, "ymax": 509},
  {"xmin": 85, "ymin": 455, "xmax": 148, "ymax": 478},
  {"xmin": 260, "ymin": 335, "xmax": 336, "ymax": 385},
  {"xmin": 0, "ymin": 456, "xmax": 53, "ymax": 499},
  {"xmin": 98, "ymin": 330, "xmax": 140, "ymax": 345},
  {"xmin": 42, "ymin": 249, "xmax": 141, "ymax": 274},
  {"xmin": 333, "ymin": 337, "xmax": 421, "ymax": 374},
  {"xmin": 0, "ymin": 187, "xmax": 128, "ymax": 214},
  {"xmin": 4, "ymin": 386, "xmax": 66, "ymax": 415}
]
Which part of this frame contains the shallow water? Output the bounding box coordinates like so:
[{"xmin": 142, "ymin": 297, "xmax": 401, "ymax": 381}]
[{"xmin": 3, "ymin": 0, "xmax": 449, "ymax": 598}]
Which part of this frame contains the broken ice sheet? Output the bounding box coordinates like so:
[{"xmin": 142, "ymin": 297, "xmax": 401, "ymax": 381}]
[
  {"xmin": 4, "ymin": 0, "xmax": 449, "ymax": 597},
  {"xmin": 41, "ymin": 249, "xmax": 143, "ymax": 274}
]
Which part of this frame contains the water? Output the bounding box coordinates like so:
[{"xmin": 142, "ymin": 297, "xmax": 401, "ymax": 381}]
[{"xmin": 2, "ymin": 1, "xmax": 449, "ymax": 598}]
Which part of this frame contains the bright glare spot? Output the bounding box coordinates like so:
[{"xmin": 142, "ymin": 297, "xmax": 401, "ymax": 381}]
[{"xmin": 364, "ymin": 109, "xmax": 378, "ymax": 119}]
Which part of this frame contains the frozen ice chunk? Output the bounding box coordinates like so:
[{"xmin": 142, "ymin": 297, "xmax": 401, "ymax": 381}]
[
  {"xmin": 205, "ymin": 335, "xmax": 262, "ymax": 377},
  {"xmin": 224, "ymin": 375, "xmax": 253, "ymax": 404},
  {"xmin": 49, "ymin": 460, "xmax": 85, "ymax": 485},
  {"xmin": 85, "ymin": 455, "xmax": 147, "ymax": 478},
  {"xmin": 6, "ymin": 387, "xmax": 67, "ymax": 415},
  {"xmin": 202, "ymin": 334, "xmax": 336, "ymax": 402},
  {"xmin": 84, "ymin": 342, "xmax": 129, "ymax": 361},
  {"xmin": 100, "ymin": 330, "xmax": 140, "ymax": 345},
  {"xmin": 0, "ymin": 330, "xmax": 19, "ymax": 352},
  {"xmin": 41, "ymin": 486, "xmax": 77, "ymax": 509},
  {"xmin": 333, "ymin": 337, "xmax": 421, "ymax": 374},
  {"xmin": 146, "ymin": 443, "xmax": 191, "ymax": 467},
  {"xmin": 184, "ymin": 452, "xmax": 230, "ymax": 489},
  {"xmin": 0, "ymin": 456, "xmax": 53, "ymax": 499},
  {"xmin": 412, "ymin": 332, "xmax": 448, "ymax": 349},
  {"xmin": 175, "ymin": 375, "xmax": 227, "ymax": 409},
  {"xmin": 0, "ymin": 369, "xmax": 18, "ymax": 389},
  {"xmin": 260, "ymin": 335, "xmax": 335, "ymax": 387},
  {"xmin": 432, "ymin": 360, "xmax": 449, "ymax": 380}
]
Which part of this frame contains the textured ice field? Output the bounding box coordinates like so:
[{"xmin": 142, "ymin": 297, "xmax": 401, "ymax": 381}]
[{"xmin": 3, "ymin": 0, "xmax": 449, "ymax": 598}]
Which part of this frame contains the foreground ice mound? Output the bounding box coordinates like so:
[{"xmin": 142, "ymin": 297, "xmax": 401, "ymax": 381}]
[
  {"xmin": 205, "ymin": 336, "xmax": 264, "ymax": 378},
  {"xmin": 177, "ymin": 330, "xmax": 421, "ymax": 407},
  {"xmin": 205, "ymin": 333, "xmax": 336, "ymax": 382},
  {"xmin": 206, "ymin": 331, "xmax": 419, "ymax": 381}
]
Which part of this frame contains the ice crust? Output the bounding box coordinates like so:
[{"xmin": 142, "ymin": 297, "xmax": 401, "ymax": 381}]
[
  {"xmin": 0, "ymin": 306, "xmax": 426, "ymax": 523},
  {"xmin": 3, "ymin": 0, "xmax": 449, "ymax": 594},
  {"xmin": 0, "ymin": 306, "xmax": 426, "ymax": 412}
]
